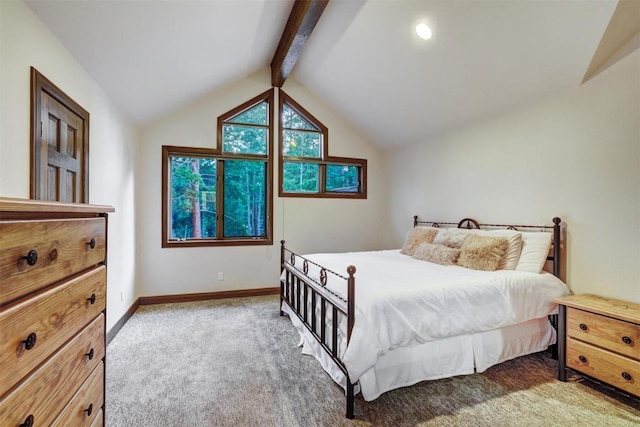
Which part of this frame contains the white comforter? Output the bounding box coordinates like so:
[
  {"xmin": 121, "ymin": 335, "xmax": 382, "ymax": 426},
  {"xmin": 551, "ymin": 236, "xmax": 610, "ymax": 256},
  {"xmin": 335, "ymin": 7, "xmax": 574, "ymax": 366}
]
[{"xmin": 285, "ymin": 249, "xmax": 569, "ymax": 381}]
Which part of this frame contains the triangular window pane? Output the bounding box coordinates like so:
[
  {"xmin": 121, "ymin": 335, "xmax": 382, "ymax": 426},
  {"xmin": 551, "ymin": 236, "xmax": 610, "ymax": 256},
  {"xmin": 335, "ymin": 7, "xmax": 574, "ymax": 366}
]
[
  {"xmin": 282, "ymin": 104, "xmax": 318, "ymax": 130},
  {"xmin": 228, "ymin": 102, "xmax": 268, "ymax": 125}
]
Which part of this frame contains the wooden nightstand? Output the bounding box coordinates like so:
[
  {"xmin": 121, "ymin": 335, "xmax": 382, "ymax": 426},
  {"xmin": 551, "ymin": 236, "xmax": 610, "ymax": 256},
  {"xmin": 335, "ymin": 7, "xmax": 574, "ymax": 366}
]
[{"xmin": 555, "ymin": 293, "xmax": 640, "ymax": 397}]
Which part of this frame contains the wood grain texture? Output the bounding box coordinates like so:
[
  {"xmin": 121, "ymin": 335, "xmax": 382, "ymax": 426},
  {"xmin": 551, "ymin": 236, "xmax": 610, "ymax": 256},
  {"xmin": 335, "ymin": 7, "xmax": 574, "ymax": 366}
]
[
  {"xmin": 567, "ymin": 337, "xmax": 639, "ymax": 396},
  {"xmin": 0, "ymin": 314, "xmax": 105, "ymax": 426},
  {"xmin": 567, "ymin": 307, "xmax": 640, "ymax": 360},
  {"xmin": 0, "ymin": 197, "xmax": 111, "ymax": 427},
  {"xmin": 270, "ymin": 0, "xmax": 329, "ymax": 87},
  {"xmin": 30, "ymin": 68, "xmax": 90, "ymax": 203},
  {"xmin": 0, "ymin": 266, "xmax": 106, "ymax": 397},
  {"xmin": 90, "ymin": 409, "xmax": 104, "ymax": 427},
  {"xmin": 52, "ymin": 362, "xmax": 104, "ymax": 427},
  {"xmin": 0, "ymin": 217, "xmax": 106, "ymax": 305},
  {"xmin": 557, "ymin": 293, "xmax": 640, "ymax": 398},
  {"xmin": 0, "ymin": 197, "xmax": 114, "ymax": 214},
  {"xmin": 555, "ymin": 294, "xmax": 640, "ymax": 325}
]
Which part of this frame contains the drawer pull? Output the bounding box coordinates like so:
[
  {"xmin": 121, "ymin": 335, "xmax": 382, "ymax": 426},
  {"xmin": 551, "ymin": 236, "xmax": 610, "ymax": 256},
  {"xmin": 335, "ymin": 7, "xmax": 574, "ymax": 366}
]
[
  {"xmin": 87, "ymin": 238, "xmax": 96, "ymax": 249},
  {"xmin": 622, "ymin": 336, "xmax": 634, "ymax": 345},
  {"xmin": 21, "ymin": 249, "xmax": 38, "ymax": 266},
  {"xmin": 85, "ymin": 403, "xmax": 93, "ymax": 416},
  {"xmin": 578, "ymin": 355, "xmax": 588, "ymax": 363},
  {"xmin": 87, "ymin": 293, "xmax": 96, "ymax": 305},
  {"xmin": 22, "ymin": 332, "xmax": 37, "ymax": 350},
  {"xmin": 85, "ymin": 348, "xmax": 94, "ymax": 360},
  {"xmin": 622, "ymin": 372, "xmax": 633, "ymax": 381},
  {"xmin": 19, "ymin": 414, "xmax": 34, "ymax": 427},
  {"xmin": 579, "ymin": 323, "xmax": 588, "ymax": 331}
]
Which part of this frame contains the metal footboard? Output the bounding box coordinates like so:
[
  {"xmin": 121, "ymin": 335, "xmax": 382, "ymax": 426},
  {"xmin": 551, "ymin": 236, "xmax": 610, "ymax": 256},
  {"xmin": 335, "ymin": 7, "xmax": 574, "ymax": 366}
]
[{"xmin": 279, "ymin": 240, "xmax": 357, "ymax": 419}]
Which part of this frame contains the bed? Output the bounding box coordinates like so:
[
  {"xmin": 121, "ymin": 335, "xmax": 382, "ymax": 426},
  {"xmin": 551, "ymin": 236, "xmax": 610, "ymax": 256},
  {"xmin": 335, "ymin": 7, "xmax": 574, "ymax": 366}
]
[{"xmin": 279, "ymin": 217, "xmax": 569, "ymax": 418}]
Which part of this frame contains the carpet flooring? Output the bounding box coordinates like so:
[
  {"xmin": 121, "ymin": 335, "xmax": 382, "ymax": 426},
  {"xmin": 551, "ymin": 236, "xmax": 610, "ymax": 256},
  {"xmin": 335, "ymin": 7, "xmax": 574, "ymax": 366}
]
[{"xmin": 105, "ymin": 295, "xmax": 640, "ymax": 426}]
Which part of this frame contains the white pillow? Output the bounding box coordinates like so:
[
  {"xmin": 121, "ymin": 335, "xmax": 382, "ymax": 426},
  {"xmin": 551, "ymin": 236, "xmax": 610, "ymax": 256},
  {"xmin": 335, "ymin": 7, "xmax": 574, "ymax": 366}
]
[
  {"xmin": 488, "ymin": 230, "xmax": 523, "ymax": 270},
  {"xmin": 515, "ymin": 231, "xmax": 553, "ymax": 273}
]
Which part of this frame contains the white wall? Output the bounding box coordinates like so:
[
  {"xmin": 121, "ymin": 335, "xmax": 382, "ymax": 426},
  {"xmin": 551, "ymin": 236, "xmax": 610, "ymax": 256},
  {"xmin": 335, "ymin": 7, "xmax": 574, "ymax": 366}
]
[
  {"xmin": 0, "ymin": 0, "xmax": 138, "ymax": 332},
  {"xmin": 386, "ymin": 50, "xmax": 640, "ymax": 303},
  {"xmin": 136, "ymin": 70, "xmax": 386, "ymax": 297}
]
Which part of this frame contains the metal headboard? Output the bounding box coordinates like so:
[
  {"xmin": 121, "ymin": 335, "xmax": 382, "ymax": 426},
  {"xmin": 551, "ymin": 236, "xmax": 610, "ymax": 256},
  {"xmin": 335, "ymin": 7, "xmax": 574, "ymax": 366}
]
[{"xmin": 413, "ymin": 216, "xmax": 563, "ymax": 278}]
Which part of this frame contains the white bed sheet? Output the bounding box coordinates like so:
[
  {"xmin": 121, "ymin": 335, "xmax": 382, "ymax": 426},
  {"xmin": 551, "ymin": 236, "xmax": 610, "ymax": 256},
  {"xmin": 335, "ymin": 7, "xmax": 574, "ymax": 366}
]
[{"xmin": 284, "ymin": 249, "xmax": 569, "ymax": 382}]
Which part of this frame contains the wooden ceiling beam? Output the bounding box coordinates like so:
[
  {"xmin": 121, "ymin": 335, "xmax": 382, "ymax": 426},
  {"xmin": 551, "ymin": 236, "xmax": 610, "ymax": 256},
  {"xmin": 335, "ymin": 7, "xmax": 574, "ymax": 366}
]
[{"xmin": 271, "ymin": 0, "xmax": 329, "ymax": 88}]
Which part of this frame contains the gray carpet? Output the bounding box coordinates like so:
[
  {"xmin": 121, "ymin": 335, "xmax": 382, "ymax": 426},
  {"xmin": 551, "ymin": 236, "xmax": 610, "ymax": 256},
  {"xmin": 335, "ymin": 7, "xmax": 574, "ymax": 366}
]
[{"xmin": 106, "ymin": 295, "xmax": 640, "ymax": 426}]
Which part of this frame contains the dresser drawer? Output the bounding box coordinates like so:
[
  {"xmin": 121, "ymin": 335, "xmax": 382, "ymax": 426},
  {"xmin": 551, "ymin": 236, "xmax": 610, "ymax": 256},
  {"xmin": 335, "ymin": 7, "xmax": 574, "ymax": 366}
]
[
  {"xmin": 52, "ymin": 362, "xmax": 104, "ymax": 427},
  {"xmin": 567, "ymin": 307, "xmax": 640, "ymax": 360},
  {"xmin": 0, "ymin": 217, "xmax": 106, "ymax": 305},
  {"xmin": 0, "ymin": 266, "xmax": 106, "ymax": 397},
  {"xmin": 567, "ymin": 337, "xmax": 640, "ymax": 396},
  {"xmin": 90, "ymin": 409, "xmax": 104, "ymax": 427},
  {"xmin": 0, "ymin": 314, "xmax": 104, "ymax": 426}
]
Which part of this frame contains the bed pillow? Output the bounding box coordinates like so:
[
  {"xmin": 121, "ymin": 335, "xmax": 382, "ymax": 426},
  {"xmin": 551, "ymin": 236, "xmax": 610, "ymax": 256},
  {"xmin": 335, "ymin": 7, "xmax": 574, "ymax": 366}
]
[
  {"xmin": 432, "ymin": 228, "xmax": 479, "ymax": 248},
  {"xmin": 488, "ymin": 230, "xmax": 523, "ymax": 270},
  {"xmin": 400, "ymin": 227, "xmax": 439, "ymax": 256},
  {"xmin": 412, "ymin": 243, "xmax": 460, "ymax": 266},
  {"xmin": 515, "ymin": 231, "xmax": 553, "ymax": 273},
  {"xmin": 457, "ymin": 234, "xmax": 509, "ymax": 271}
]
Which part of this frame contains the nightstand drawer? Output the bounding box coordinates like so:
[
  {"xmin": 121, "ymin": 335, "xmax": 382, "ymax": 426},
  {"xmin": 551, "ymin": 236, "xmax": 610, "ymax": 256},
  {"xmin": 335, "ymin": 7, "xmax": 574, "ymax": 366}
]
[
  {"xmin": 567, "ymin": 337, "xmax": 639, "ymax": 396},
  {"xmin": 0, "ymin": 217, "xmax": 106, "ymax": 305},
  {"xmin": 567, "ymin": 307, "xmax": 640, "ymax": 360}
]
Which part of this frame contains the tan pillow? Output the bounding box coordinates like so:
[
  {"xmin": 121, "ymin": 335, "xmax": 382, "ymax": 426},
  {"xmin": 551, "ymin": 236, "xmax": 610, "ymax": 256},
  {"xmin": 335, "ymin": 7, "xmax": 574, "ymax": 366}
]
[
  {"xmin": 400, "ymin": 227, "xmax": 439, "ymax": 256},
  {"xmin": 457, "ymin": 234, "xmax": 509, "ymax": 271},
  {"xmin": 413, "ymin": 243, "xmax": 460, "ymax": 266},
  {"xmin": 488, "ymin": 230, "xmax": 523, "ymax": 270},
  {"xmin": 432, "ymin": 228, "xmax": 479, "ymax": 248}
]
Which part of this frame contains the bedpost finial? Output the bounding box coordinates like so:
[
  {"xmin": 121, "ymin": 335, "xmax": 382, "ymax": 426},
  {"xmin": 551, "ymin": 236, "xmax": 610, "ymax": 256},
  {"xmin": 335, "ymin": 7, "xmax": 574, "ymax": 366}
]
[
  {"xmin": 280, "ymin": 240, "xmax": 285, "ymax": 246},
  {"xmin": 347, "ymin": 265, "xmax": 356, "ymax": 276},
  {"xmin": 553, "ymin": 217, "xmax": 561, "ymax": 225}
]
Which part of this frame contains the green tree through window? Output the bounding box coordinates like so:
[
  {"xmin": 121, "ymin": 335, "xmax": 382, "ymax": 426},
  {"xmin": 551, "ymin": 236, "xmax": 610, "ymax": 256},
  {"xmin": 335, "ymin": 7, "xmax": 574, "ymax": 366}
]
[
  {"xmin": 279, "ymin": 91, "xmax": 367, "ymax": 199},
  {"xmin": 162, "ymin": 89, "xmax": 273, "ymax": 247},
  {"xmin": 170, "ymin": 156, "xmax": 217, "ymax": 240}
]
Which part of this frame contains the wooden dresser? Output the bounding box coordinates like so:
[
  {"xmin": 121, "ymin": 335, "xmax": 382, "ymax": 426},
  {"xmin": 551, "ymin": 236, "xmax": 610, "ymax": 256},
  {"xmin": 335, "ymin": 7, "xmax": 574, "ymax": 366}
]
[
  {"xmin": 555, "ymin": 293, "xmax": 640, "ymax": 398},
  {"xmin": 0, "ymin": 198, "xmax": 114, "ymax": 427}
]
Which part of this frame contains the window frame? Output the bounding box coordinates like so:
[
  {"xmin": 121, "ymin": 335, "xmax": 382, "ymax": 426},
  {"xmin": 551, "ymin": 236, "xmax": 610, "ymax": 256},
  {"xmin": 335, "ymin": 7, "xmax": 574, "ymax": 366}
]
[
  {"xmin": 162, "ymin": 89, "xmax": 274, "ymax": 248},
  {"xmin": 278, "ymin": 91, "xmax": 367, "ymax": 199}
]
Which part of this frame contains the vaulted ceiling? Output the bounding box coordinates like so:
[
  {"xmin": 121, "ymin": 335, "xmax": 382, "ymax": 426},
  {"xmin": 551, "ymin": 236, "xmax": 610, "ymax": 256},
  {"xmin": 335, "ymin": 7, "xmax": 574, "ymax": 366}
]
[{"xmin": 26, "ymin": 0, "xmax": 626, "ymax": 148}]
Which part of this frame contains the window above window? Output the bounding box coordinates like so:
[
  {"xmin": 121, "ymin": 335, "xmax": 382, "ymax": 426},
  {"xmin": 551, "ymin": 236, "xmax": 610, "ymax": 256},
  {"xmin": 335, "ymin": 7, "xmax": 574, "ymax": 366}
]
[
  {"xmin": 278, "ymin": 91, "xmax": 367, "ymax": 199},
  {"xmin": 162, "ymin": 89, "xmax": 274, "ymax": 248},
  {"xmin": 221, "ymin": 96, "xmax": 270, "ymax": 156}
]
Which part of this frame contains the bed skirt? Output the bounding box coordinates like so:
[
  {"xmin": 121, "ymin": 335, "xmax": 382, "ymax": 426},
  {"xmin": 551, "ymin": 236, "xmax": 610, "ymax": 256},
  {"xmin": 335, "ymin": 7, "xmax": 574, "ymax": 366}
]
[{"xmin": 282, "ymin": 302, "xmax": 555, "ymax": 401}]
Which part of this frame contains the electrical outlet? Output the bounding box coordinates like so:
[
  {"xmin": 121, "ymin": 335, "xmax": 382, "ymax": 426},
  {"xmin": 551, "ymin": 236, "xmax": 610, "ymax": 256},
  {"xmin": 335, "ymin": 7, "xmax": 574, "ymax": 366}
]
[{"xmin": 218, "ymin": 272, "xmax": 224, "ymax": 281}]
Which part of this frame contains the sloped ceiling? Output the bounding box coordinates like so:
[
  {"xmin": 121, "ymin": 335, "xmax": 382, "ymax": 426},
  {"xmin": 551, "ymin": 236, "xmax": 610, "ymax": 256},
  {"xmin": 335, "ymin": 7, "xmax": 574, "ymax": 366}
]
[
  {"xmin": 25, "ymin": 0, "xmax": 620, "ymax": 148},
  {"xmin": 25, "ymin": 0, "xmax": 293, "ymax": 123}
]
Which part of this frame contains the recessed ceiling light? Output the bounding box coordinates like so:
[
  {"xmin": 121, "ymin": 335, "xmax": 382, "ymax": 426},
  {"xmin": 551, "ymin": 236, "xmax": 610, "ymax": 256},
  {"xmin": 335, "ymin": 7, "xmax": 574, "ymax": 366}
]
[{"xmin": 416, "ymin": 23, "xmax": 432, "ymax": 40}]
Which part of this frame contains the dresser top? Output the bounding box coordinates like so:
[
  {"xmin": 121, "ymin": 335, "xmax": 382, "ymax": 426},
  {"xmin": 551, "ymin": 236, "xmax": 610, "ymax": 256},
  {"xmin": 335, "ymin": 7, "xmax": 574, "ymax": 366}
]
[
  {"xmin": 0, "ymin": 197, "xmax": 114, "ymax": 214},
  {"xmin": 554, "ymin": 293, "xmax": 640, "ymax": 324}
]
